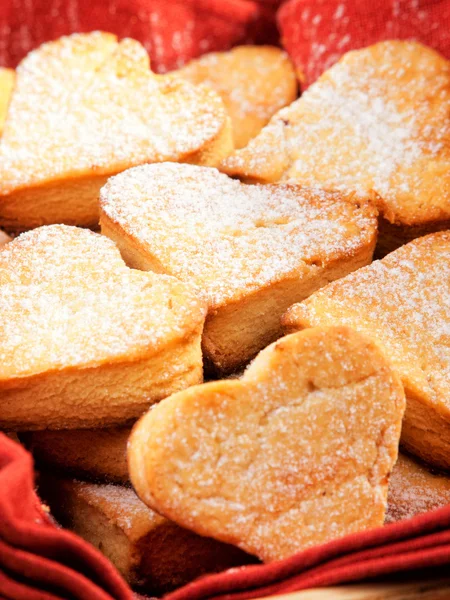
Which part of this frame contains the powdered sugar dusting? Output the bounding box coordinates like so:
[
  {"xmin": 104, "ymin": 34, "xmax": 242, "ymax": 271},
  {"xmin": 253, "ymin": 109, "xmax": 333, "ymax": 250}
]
[
  {"xmin": 74, "ymin": 480, "xmax": 164, "ymax": 537},
  {"xmin": 224, "ymin": 42, "xmax": 450, "ymax": 226},
  {"xmin": 130, "ymin": 327, "xmax": 403, "ymax": 561},
  {"xmin": 0, "ymin": 224, "xmax": 205, "ymax": 379},
  {"xmin": 386, "ymin": 453, "xmax": 450, "ymax": 524},
  {"xmin": 100, "ymin": 163, "xmax": 377, "ymax": 308},
  {"xmin": 289, "ymin": 232, "xmax": 450, "ymax": 408},
  {"xmin": 0, "ymin": 32, "xmax": 227, "ymax": 193}
]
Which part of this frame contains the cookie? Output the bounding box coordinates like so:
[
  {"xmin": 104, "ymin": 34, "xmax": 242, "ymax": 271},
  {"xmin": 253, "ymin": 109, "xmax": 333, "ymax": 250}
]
[
  {"xmin": 222, "ymin": 41, "xmax": 450, "ymax": 254},
  {"xmin": 387, "ymin": 453, "xmax": 450, "ymax": 524},
  {"xmin": 100, "ymin": 163, "xmax": 377, "ymax": 374},
  {"xmin": 283, "ymin": 232, "xmax": 450, "ymax": 470},
  {"xmin": 0, "ymin": 225, "xmax": 206, "ymax": 430},
  {"xmin": 38, "ymin": 475, "xmax": 250, "ymax": 594},
  {"xmin": 173, "ymin": 46, "xmax": 297, "ymax": 148},
  {"xmin": 0, "ymin": 32, "xmax": 232, "ymax": 232},
  {"xmin": 129, "ymin": 327, "xmax": 405, "ymax": 562},
  {"xmin": 22, "ymin": 427, "xmax": 131, "ymax": 484}
]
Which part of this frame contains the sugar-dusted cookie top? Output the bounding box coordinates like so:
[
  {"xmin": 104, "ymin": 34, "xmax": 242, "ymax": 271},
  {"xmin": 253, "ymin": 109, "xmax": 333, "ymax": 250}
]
[
  {"xmin": 0, "ymin": 32, "xmax": 230, "ymax": 225},
  {"xmin": 100, "ymin": 163, "xmax": 377, "ymax": 310},
  {"xmin": 173, "ymin": 46, "xmax": 297, "ymax": 149},
  {"xmin": 0, "ymin": 225, "xmax": 205, "ymax": 380},
  {"xmin": 222, "ymin": 41, "xmax": 450, "ymax": 228},
  {"xmin": 129, "ymin": 327, "xmax": 405, "ymax": 562},
  {"xmin": 283, "ymin": 231, "xmax": 450, "ymax": 469}
]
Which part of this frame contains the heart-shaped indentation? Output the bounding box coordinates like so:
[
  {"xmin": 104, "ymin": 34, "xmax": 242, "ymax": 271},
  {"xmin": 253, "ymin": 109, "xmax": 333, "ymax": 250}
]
[
  {"xmin": 128, "ymin": 326, "xmax": 405, "ymax": 562},
  {"xmin": 100, "ymin": 162, "xmax": 377, "ymax": 374},
  {"xmin": 0, "ymin": 32, "xmax": 231, "ymax": 232},
  {"xmin": 222, "ymin": 42, "xmax": 450, "ymax": 242},
  {"xmin": 173, "ymin": 45, "xmax": 298, "ymax": 149},
  {"xmin": 0, "ymin": 224, "xmax": 206, "ymax": 430}
]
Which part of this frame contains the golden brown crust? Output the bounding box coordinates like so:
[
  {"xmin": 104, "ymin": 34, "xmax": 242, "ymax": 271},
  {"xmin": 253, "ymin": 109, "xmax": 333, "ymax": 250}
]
[
  {"xmin": 0, "ymin": 68, "xmax": 14, "ymax": 136},
  {"xmin": 0, "ymin": 32, "xmax": 232, "ymax": 232},
  {"xmin": 173, "ymin": 46, "xmax": 297, "ymax": 149},
  {"xmin": 387, "ymin": 453, "xmax": 450, "ymax": 524},
  {"xmin": 221, "ymin": 41, "xmax": 450, "ymax": 234},
  {"xmin": 129, "ymin": 326, "xmax": 405, "ymax": 562},
  {"xmin": 283, "ymin": 231, "xmax": 450, "ymax": 470},
  {"xmin": 376, "ymin": 215, "xmax": 450, "ymax": 257},
  {"xmin": 0, "ymin": 225, "xmax": 206, "ymax": 430},
  {"xmin": 38, "ymin": 475, "xmax": 251, "ymax": 594},
  {"xmin": 100, "ymin": 163, "xmax": 377, "ymax": 373},
  {"xmin": 21, "ymin": 427, "xmax": 131, "ymax": 483}
]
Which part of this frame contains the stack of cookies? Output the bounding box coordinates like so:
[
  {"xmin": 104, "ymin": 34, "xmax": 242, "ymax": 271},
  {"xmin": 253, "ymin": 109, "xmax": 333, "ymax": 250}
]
[{"xmin": 1, "ymin": 30, "xmax": 450, "ymax": 596}]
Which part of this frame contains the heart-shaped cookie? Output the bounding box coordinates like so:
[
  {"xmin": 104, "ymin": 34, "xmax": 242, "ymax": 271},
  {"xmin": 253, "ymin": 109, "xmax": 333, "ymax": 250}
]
[
  {"xmin": 221, "ymin": 41, "xmax": 450, "ymax": 254},
  {"xmin": 0, "ymin": 32, "xmax": 231, "ymax": 232},
  {"xmin": 100, "ymin": 162, "xmax": 377, "ymax": 374},
  {"xmin": 128, "ymin": 326, "xmax": 405, "ymax": 562},
  {"xmin": 0, "ymin": 225, "xmax": 206, "ymax": 430},
  {"xmin": 283, "ymin": 231, "xmax": 450, "ymax": 471},
  {"xmin": 173, "ymin": 45, "xmax": 298, "ymax": 149}
]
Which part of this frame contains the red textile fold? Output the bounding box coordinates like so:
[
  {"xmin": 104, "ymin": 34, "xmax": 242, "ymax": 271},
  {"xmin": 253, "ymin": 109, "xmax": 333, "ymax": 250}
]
[
  {"xmin": 278, "ymin": 0, "xmax": 450, "ymax": 87},
  {"xmin": 164, "ymin": 507, "xmax": 450, "ymax": 600},
  {"xmin": 2, "ymin": 2, "xmax": 450, "ymax": 599},
  {"xmin": 0, "ymin": 434, "xmax": 133, "ymax": 600},
  {"xmin": 0, "ymin": 0, "xmax": 278, "ymax": 72}
]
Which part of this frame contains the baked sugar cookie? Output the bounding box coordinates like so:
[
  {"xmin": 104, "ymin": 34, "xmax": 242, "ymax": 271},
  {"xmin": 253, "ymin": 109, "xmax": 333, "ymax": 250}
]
[
  {"xmin": 38, "ymin": 475, "xmax": 250, "ymax": 594},
  {"xmin": 22, "ymin": 427, "xmax": 131, "ymax": 484},
  {"xmin": 100, "ymin": 163, "xmax": 377, "ymax": 373},
  {"xmin": 283, "ymin": 232, "xmax": 450, "ymax": 470},
  {"xmin": 129, "ymin": 327, "xmax": 405, "ymax": 562},
  {"xmin": 222, "ymin": 42, "xmax": 450, "ymax": 254},
  {"xmin": 173, "ymin": 46, "xmax": 297, "ymax": 149},
  {"xmin": 387, "ymin": 453, "xmax": 450, "ymax": 524},
  {"xmin": 0, "ymin": 225, "xmax": 206, "ymax": 430},
  {"xmin": 0, "ymin": 32, "xmax": 231, "ymax": 232}
]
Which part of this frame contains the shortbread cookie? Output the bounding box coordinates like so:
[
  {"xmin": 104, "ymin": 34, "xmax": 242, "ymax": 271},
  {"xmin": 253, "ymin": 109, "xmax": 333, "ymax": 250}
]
[
  {"xmin": 22, "ymin": 427, "xmax": 131, "ymax": 483},
  {"xmin": 38, "ymin": 476, "xmax": 250, "ymax": 593},
  {"xmin": 222, "ymin": 41, "xmax": 450, "ymax": 254},
  {"xmin": 283, "ymin": 232, "xmax": 450, "ymax": 470},
  {"xmin": 0, "ymin": 68, "xmax": 14, "ymax": 135},
  {"xmin": 100, "ymin": 163, "xmax": 377, "ymax": 374},
  {"xmin": 129, "ymin": 327, "xmax": 405, "ymax": 562},
  {"xmin": 0, "ymin": 225, "xmax": 206, "ymax": 430},
  {"xmin": 173, "ymin": 46, "xmax": 297, "ymax": 149},
  {"xmin": 386, "ymin": 453, "xmax": 450, "ymax": 524},
  {"xmin": 0, "ymin": 32, "xmax": 232, "ymax": 232}
]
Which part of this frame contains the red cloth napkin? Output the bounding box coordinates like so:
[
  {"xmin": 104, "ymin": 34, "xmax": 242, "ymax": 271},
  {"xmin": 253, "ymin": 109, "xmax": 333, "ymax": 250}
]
[
  {"xmin": 3, "ymin": 432, "xmax": 450, "ymax": 600},
  {"xmin": 3, "ymin": 1, "xmax": 450, "ymax": 599},
  {"xmin": 166, "ymin": 509, "xmax": 450, "ymax": 600},
  {"xmin": 0, "ymin": 433, "xmax": 133, "ymax": 600},
  {"xmin": 279, "ymin": 0, "xmax": 450, "ymax": 86},
  {"xmin": 0, "ymin": 0, "xmax": 278, "ymax": 72}
]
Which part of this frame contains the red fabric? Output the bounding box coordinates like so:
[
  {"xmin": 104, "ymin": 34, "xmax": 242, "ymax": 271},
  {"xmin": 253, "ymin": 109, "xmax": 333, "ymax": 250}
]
[
  {"xmin": 279, "ymin": 0, "xmax": 450, "ymax": 86},
  {"xmin": 3, "ymin": 1, "xmax": 450, "ymax": 598},
  {"xmin": 0, "ymin": 0, "xmax": 278, "ymax": 72},
  {"xmin": 165, "ymin": 510, "xmax": 450, "ymax": 600},
  {"xmin": 3, "ymin": 433, "xmax": 450, "ymax": 600},
  {"xmin": 0, "ymin": 433, "xmax": 133, "ymax": 600}
]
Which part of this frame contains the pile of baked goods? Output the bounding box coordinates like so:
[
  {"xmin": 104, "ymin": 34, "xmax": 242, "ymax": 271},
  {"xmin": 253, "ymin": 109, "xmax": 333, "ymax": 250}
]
[{"xmin": 1, "ymin": 30, "xmax": 450, "ymax": 596}]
